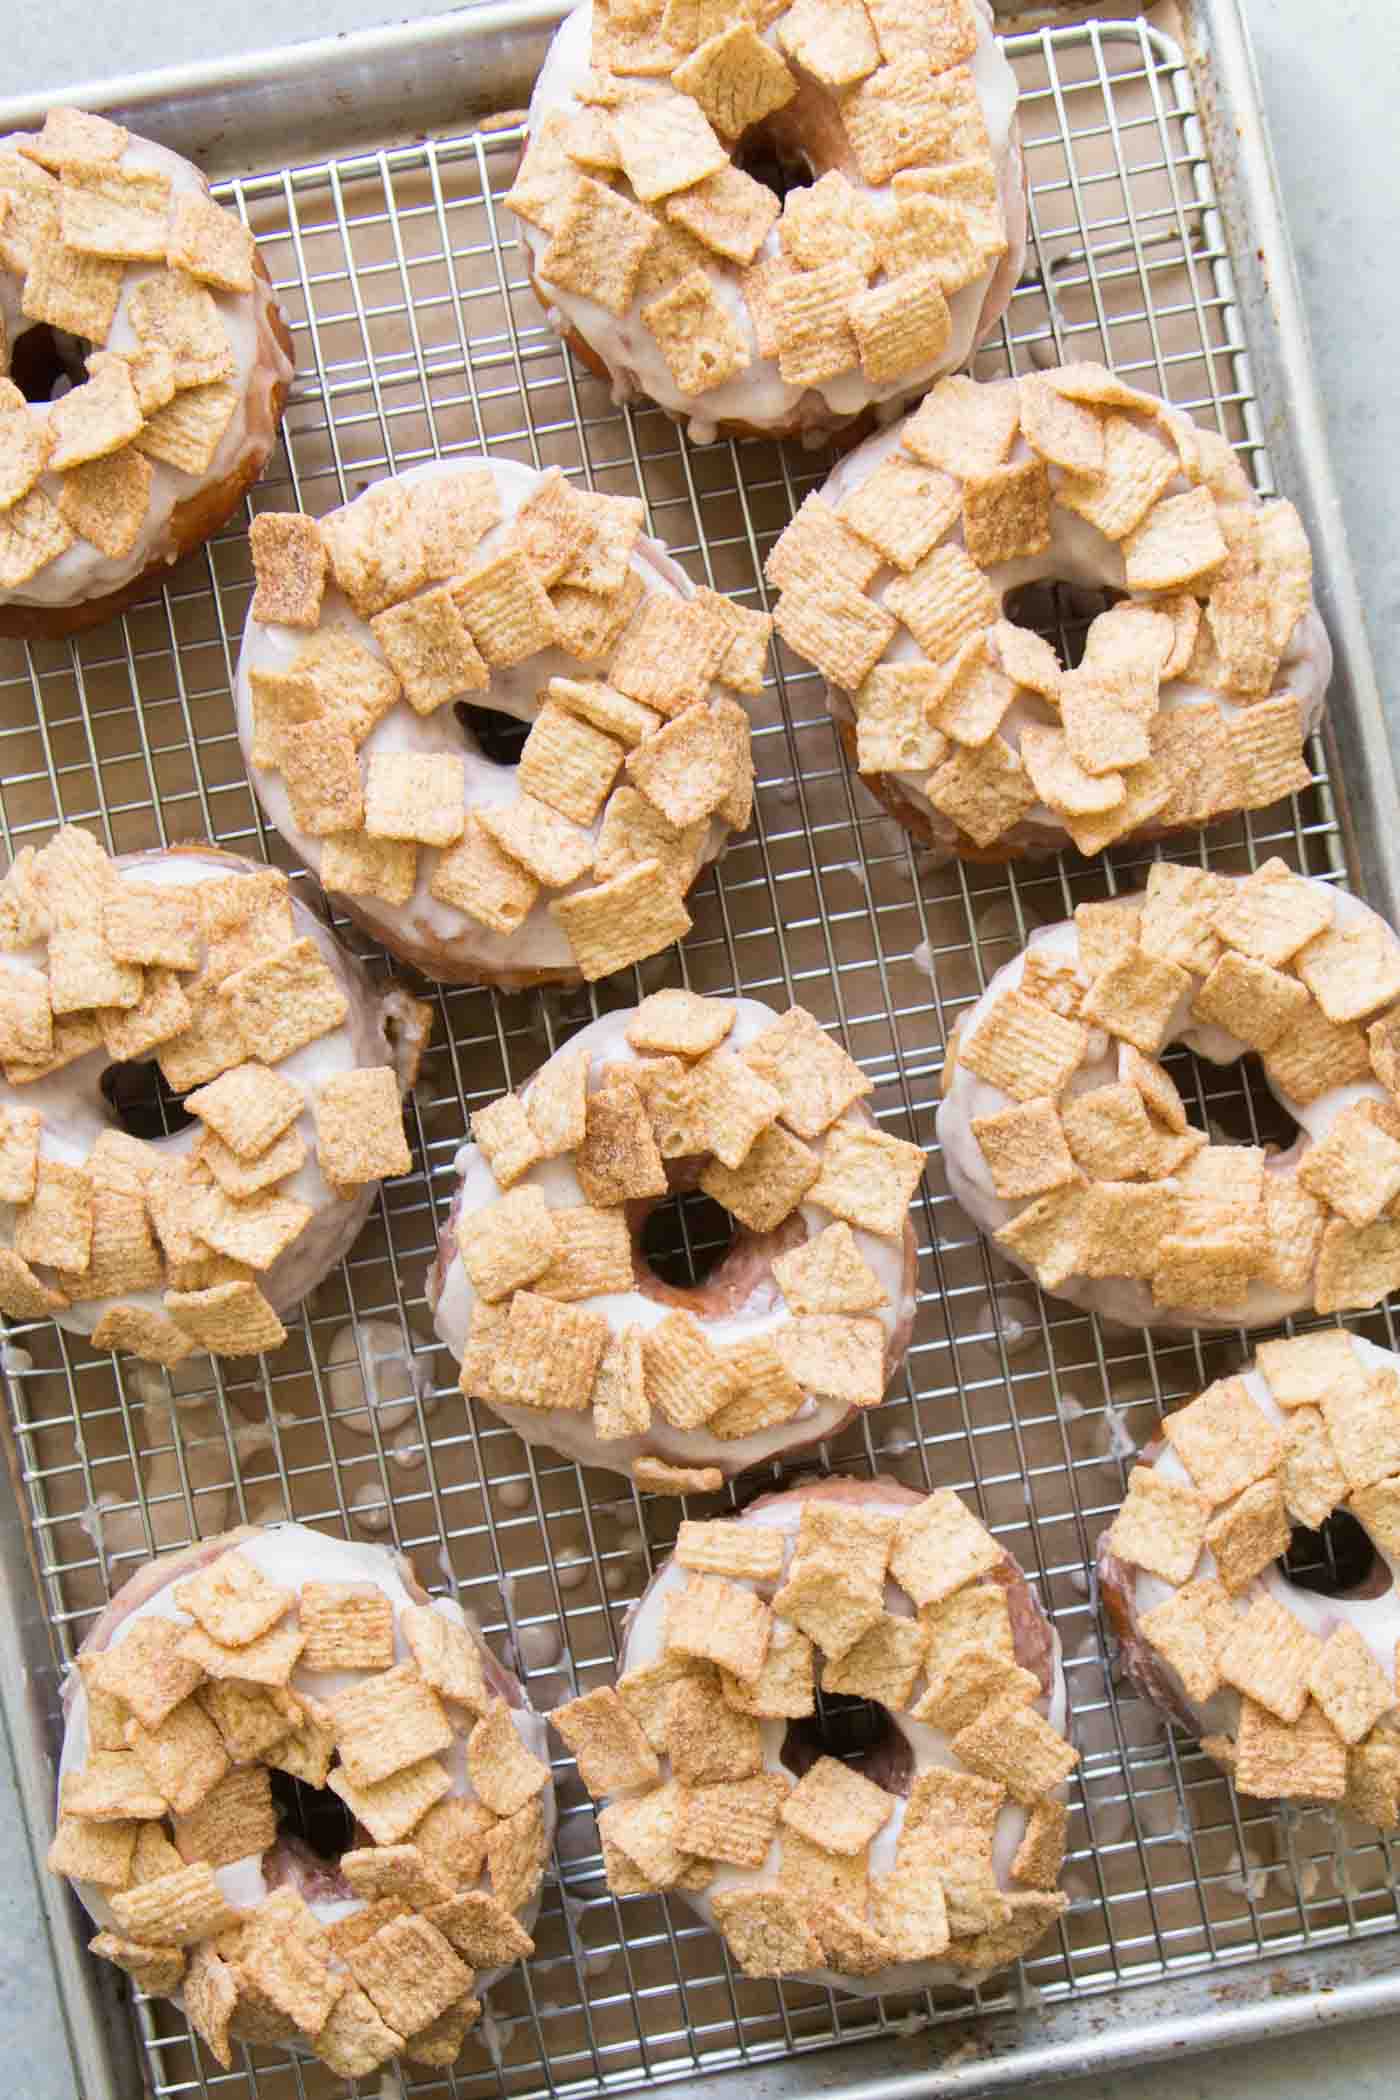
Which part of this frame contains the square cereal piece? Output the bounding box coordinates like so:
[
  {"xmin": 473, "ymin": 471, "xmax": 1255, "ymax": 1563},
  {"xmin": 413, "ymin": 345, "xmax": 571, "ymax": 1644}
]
[
  {"xmin": 807, "ymin": 1122, "xmax": 924, "ymax": 1240},
  {"xmin": 849, "ymin": 265, "xmax": 951, "ymax": 386},
  {"xmin": 609, "ymin": 591, "xmax": 731, "ymax": 716},
  {"xmin": 1105, "ymin": 1466, "xmax": 1209, "ymax": 1585},
  {"xmin": 597, "ymin": 1779, "xmax": 698, "ymax": 1890},
  {"xmin": 48, "ymin": 920, "xmax": 141, "ymax": 1015},
  {"xmin": 478, "ymin": 795, "xmax": 592, "ymax": 890},
  {"xmin": 534, "ymin": 1204, "xmax": 632, "ymax": 1299},
  {"xmin": 1139, "ymin": 863, "xmax": 1231, "ymax": 973},
  {"xmin": 1150, "ymin": 1228, "xmax": 1259, "ymax": 1316},
  {"xmin": 472, "ymin": 1092, "xmax": 544, "ymax": 1188},
  {"xmin": 1306, "ymin": 1624, "xmax": 1394, "ymax": 1745},
  {"xmin": 459, "ymin": 1185, "xmax": 556, "ymax": 1302},
  {"xmin": 319, "ymin": 480, "xmax": 426, "ymax": 617},
  {"xmin": 643, "ymin": 1309, "xmax": 735, "ymax": 1429},
  {"xmin": 185, "ymin": 1061, "xmax": 302, "ymax": 1160},
  {"xmin": 710, "ymin": 1888, "xmax": 824, "ymax": 1976},
  {"xmin": 550, "ymin": 676, "xmax": 659, "ymax": 752},
  {"xmin": 778, "ymin": 0, "xmax": 879, "ymax": 85},
  {"xmin": 345, "ymin": 1914, "xmax": 473, "ymax": 2040},
  {"xmin": 666, "ymin": 1675, "xmax": 764, "ymax": 1788},
  {"xmin": 666, "ymin": 167, "xmax": 779, "ymax": 266},
  {"xmin": 1234, "ymin": 1697, "xmax": 1347, "ymax": 1803},
  {"xmin": 177, "ymin": 1614, "xmax": 306, "ymax": 1686},
  {"xmin": 903, "ymin": 373, "xmax": 1020, "ymax": 478},
  {"xmin": 551, "ymin": 859, "xmax": 692, "ymax": 981},
  {"xmin": 558, "ymin": 491, "xmax": 645, "ymax": 598},
  {"xmin": 1205, "ymin": 1478, "xmax": 1290, "ymax": 1595},
  {"xmin": 926, "ymin": 735, "xmax": 1037, "ymax": 850},
  {"xmin": 1122, "ymin": 486, "xmax": 1228, "ymax": 592},
  {"xmin": 675, "ymin": 1518, "xmax": 784, "ymax": 1583},
  {"xmin": 853, "ymin": 665, "xmax": 948, "ymax": 774},
  {"xmin": 488, "ymin": 1290, "xmax": 610, "ymax": 1412},
  {"xmin": 466, "ymin": 1699, "xmax": 552, "ymax": 1816},
  {"xmin": 613, "ymin": 89, "xmax": 727, "ymax": 201},
  {"xmin": 958, "ymin": 988, "xmax": 1090, "ymax": 1104},
  {"xmin": 0, "ymin": 966, "xmax": 53, "ymax": 1066},
  {"xmin": 780, "ymin": 1754, "xmax": 893, "ymax": 1855},
  {"xmin": 1017, "ymin": 371, "xmax": 1104, "ymax": 475},
  {"xmin": 616, "ymin": 1652, "xmax": 711, "ymax": 1753},
  {"xmin": 0, "ymin": 1103, "xmax": 39, "ymax": 1205},
  {"xmin": 327, "ymin": 1756, "xmax": 452, "ymax": 1847},
  {"xmin": 822, "ymin": 1612, "xmax": 926, "ymax": 1707},
  {"xmin": 841, "ymin": 57, "xmax": 988, "ymax": 186},
  {"xmin": 972, "ymin": 1095, "xmax": 1077, "ymax": 1200},
  {"xmin": 313, "ymin": 1066, "xmax": 411, "ymax": 1187},
  {"xmin": 1230, "ymin": 692, "xmax": 1311, "ymax": 809},
  {"xmin": 553, "ymin": 1685, "xmax": 660, "ymax": 1794},
  {"xmin": 1080, "ymin": 948, "xmax": 1190, "ymax": 1056},
  {"xmin": 430, "ymin": 813, "xmax": 537, "ymax": 933},
  {"xmin": 108, "ymin": 1861, "xmax": 242, "ymax": 1947},
  {"xmin": 912, "ymin": 1650, "xmax": 1038, "ymax": 1734},
  {"xmin": 993, "ymin": 1182, "xmax": 1092, "ymax": 1291},
  {"xmin": 0, "ymin": 1246, "xmax": 67, "ymax": 1321},
  {"xmin": 172, "ymin": 1764, "xmax": 277, "ymax": 1869},
  {"xmin": 927, "ymin": 635, "xmax": 1015, "ymax": 748},
  {"xmin": 1280, "ymin": 1407, "xmax": 1347, "ymax": 1530},
  {"xmin": 865, "ymin": 0, "xmax": 978, "ymax": 63},
  {"xmin": 538, "ymin": 174, "xmax": 658, "ymax": 315},
  {"xmin": 642, "ymin": 267, "xmax": 750, "ymax": 395},
  {"xmin": 188, "ymin": 1179, "xmax": 310, "ymax": 1272},
  {"xmin": 484, "ymin": 1801, "xmax": 543, "ymax": 1915},
  {"xmin": 312, "ymin": 1986, "xmax": 403, "ymax": 2079},
  {"xmin": 1299, "ymin": 1102, "xmax": 1400, "ymax": 1226},
  {"xmin": 962, "ymin": 458, "xmax": 1052, "ymax": 568},
  {"xmin": 425, "ymin": 1889, "xmax": 533, "ymax": 1969},
  {"xmin": 59, "ymin": 161, "xmax": 169, "ymax": 264},
  {"xmin": 518, "ymin": 703, "xmax": 623, "ymax": 827},
  {"xmin": 299, "ymin": 1583, "xmax": 395, "ymax": 1673},
  {"xmin": 101, "ymin": 883, "xmax": 198, "ymax": 974},
  {"xmin": 412, "ymin": 1798, "xmax": 495, "ymax": 1892},
  {"xmin": 741, "ymin": 1005, "xmax": 872, "ymax": 1140},
  {"xmin": 766, "ymin": 491, "xmax": 881, "ymax": 596},
  {"xmin": 590, "ymin": 1324, "xmax": 649, "ymax": 1439},
  {"xmin": 624, "ymin": 704, "xmax": 738, "ymax": 831},
  {"xmin": 13, "ymin": 1157, "xmax": 94, "ymax": 1274},
  {"xmin": 1321, "ymin": 1368, "xmax": 1400, "ymax": 1490},
  {"xmin": 838, "ymin": 456, "xmax": 962, "ymax": 575},
  {"xmin": 329, "ymin": 1662, "xmax": 454, "ymax": 1789},
  {"xmin": 1193, "ymin": 950, "xmax": 1310, "ymax": 1051},
  {"xmin": 19, "ymin": 110, "xmax": 129, "ymax": 170},
  {"xmin": 284, "ymin": 630, "xmax": 400, "ymax": 748},
  {"xmin": 1211, "ymin": 858, "xmax": 1334, "ymax": 966},
  {"xmin": 508, "ymin": 468, "xmax": 598, "ymax": 587},
  {"xmin": 321, "ymin": 831, "xmax": 417, "ymax": 910},
  {"xmin": 770, "ymin": 260, "xmax": 866, "ymax": 388},
  {"xmin": 340, "ymin": 1846, "xmax": 451, "ymax": 1913},
  {"xmin": 776, "ymin": 1312, "xmax": 884, "ymax": 1407},
  {"xmin": 673, "ymin": 23, "xmax": 796, "ymax": 136},
  {"xmin": 1060, "ymin": 1084, "xmax": 1160, "ymax": 1181},
  {"xmin": 576, "ymin": 1076, "xmax": 667, "ymax": 1203},
  {"xmin": 502, "ymin": 111, "xmax": 579, "ymax": 233},
  {"xmin": 1218, "ymin": 1594, "xmax": 1322, "ymax": 1720},
  {"xmin": 223, "ymin": 938, "xmax": 348, "ymax": 1064},
  {"xmin": 370, "ymin": 588, "xmax": 486, "ymax": 714},
  {"xmin": 400, "ymin": 1605, "xmax": 489, "ymax": 1715},
  {"xmin": 21, "ymin": 240, "xmax": 123, "ymax": 343},
  {"xmin": 700, "ymin": 1121, "xmax": 820, "ymax": 1233},
  {"xmin": 0, "ymin": 402, "xmax": 55, "ymax": 512},
  {"xmin": 85, "ymin": 1621, "xmax": 204, "ymax": 1739},
  {"xmin": 452, "ymin": 545, "xmax": 557, "ymax": 667},
  {"xmin": 1056, "ymin": 413, "xmax": 1178, "ymax": 540},
  {"xmin": 61, "ymin": 1751, "xmax": 167, "ymax": 1824},
  {"xmin": 951, "ymin": 1694, "xmax": 1078, "ymax": 1806},
  {"xmin": 1297, "ymin": 919, "xmax": 1400, "ymax": 1026},
  {"xmin": 719, "ymin": 1615, "xmax": 814, "ymax": 1719},
  {"xmin": 665, "ymin": 1571, "xmax": 772, "ymax": 1682},
  {"xmin": 1344, "ymin": 1735, "xmax": 1400, "ymax": 1830},
  {"xmin": 1161, "ymin": 1376, "xmax": 1284, "ymax": 1507},
  {"xmin": 363, "ymin": 751, "xmax": 465, "ymax": 849},
  {"xmin": 709, "ymin": 1337, "xmax": 807, "ymax": 1442},
  {"xmin": 1316, "ymin": 1218, "xmax": 1400, "ymax": 1315},
  {"xmin": 677, "ymin": 1772, "xmax": 791, "ymax": 1868},
  {"xmin": 770, "ymin": 1222, "xmax": 887, "ymax": 1315},
  {"xmin": 1265, "ymin": 1000, "xmax": 1373, "ymax": 1107},
  {"xmin": 1139, "ymin": 1577, "xmax": 1238, "ymax": 1704},
  {"xmin": 134, "ymin": 382, "xmax": 239, "ymax": 477},
  {"xmin": 410, "ymin": 466, "xmax": 499, "ymax": 579},
  {"xmin": 173, "ymin": 1548, "xmax": 293, "ymax": 1648},
  {"xmin": 888, "ymin": 1488, "xmax": 1000, "ymax": 1608},
  {"xmin": 166, "ymin": 189, "xmax": 254, "ymax": 293},
  {"xmin": 627, "ymin": 989, "xmax": 735, "ymax": 1059}
]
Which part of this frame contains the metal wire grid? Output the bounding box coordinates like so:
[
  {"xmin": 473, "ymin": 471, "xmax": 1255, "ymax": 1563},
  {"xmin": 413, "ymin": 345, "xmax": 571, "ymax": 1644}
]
[{"xmin": 1, "ymin": 15, "xmax": 1396, "ymax": 2099}]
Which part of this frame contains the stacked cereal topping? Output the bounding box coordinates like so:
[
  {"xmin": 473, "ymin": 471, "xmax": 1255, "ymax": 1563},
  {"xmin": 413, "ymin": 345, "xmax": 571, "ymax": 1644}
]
[
  {"xmin": 506, "ymin": 0, "xmax": 1007, "ymax": 404},
  {"xmin": 456, "ymin": 991, "xmax": 922, "ymax": 1492},
  {"xmin": 765, "ymin": 368, "xmax": 1316, "ymax": 854},
  {"xmin": 1105, "ymin": 1337, "xmax": 1400, "ymax": 1823},
  {"xmin": 956, "ymin": 865, "xmax": 1400, "ymax": 1317},
  {"xmin": 554, "ymin": 1491, "xmax": 1076, "ymax": 1977},
  {"xmin": 0, "ymin": 112, "xmax": 259, "ymax": 587},
  {"xmin": 50, "ymin": 1543, "xmax": 549, "ymax": 2076},
  {"xmin": 0, "ymin": 830, "xmax": 417, "ymax": 1364},
  {"xmin": 247, "ymin": 468, "xmax": 766, "ymax": 979}
]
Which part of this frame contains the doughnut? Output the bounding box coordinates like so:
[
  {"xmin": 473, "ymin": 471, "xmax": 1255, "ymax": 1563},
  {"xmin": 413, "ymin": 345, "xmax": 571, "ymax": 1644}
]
[
  {"xmin": 0, "ymin": 830, "xmax": 431, "ymax": 1366},
  {"xmin": 428, "ymin": 991, "xmax": 920, "ymax": 1493},
  {"xmin": 48, "ymin": 1521, "xmax": 555, "ymax": 2076},
  {"xmin": 0, "ymin": 108, "xmax": 292, "ymax": 639},
  {"xmin": 763, "ymin": 365, "xmax": 1331, "ymax": 858},
  {"xmin": 234, "ymin": 457, "xmax": 767, "ymax": 989},
  {"xmin": 1097, "ymin": 1335, "xmax": 1400, "ymax": 1827},
  {"xmin": 937, "ymin": 866, "xmax": 1400, "ymax": 1328},
  {"xmin": 555, "ymin": 1476, "xmax": 1075, "ymax": 1986},
  {"xmin": 507, "ymin": 0, "xmax": 1023, "ymax": 446}
]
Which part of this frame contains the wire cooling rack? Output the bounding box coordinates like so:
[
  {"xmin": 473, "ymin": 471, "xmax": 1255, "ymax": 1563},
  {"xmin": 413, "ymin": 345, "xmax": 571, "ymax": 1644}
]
[{"xmin": 3, "ymin": 13, "xmax": 1399, "ymax": 2099}]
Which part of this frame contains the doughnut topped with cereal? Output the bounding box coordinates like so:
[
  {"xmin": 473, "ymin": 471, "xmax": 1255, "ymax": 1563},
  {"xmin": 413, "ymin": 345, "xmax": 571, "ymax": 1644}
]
[
  {"xmin": 0, "ymin": 831, "xmax": 428, "ymax": 1365},
  {"xmin": 508, "ymin": 0, "xmax": 1023, "ymax": 444},
  {"xmin": 0, "ymin": 108, "xmax": 292, "ymax": 636},
  {"xmin": 236, "ymin": 457, "xmax": 767, "ymax": 989},
  {"xmin": 765, "ymin": 365, "xmax": 1331, "ymax": 858}
]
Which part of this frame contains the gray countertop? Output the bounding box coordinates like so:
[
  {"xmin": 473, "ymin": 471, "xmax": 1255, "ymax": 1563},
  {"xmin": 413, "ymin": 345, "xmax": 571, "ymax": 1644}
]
[{"xmin": 2, "ymin": 2, "xmax": 1398, "ymax": 2094}]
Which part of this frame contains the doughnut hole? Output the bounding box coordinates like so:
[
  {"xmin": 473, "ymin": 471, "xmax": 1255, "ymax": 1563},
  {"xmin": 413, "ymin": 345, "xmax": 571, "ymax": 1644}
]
[
  {"xmin": 1002, "ymin": 579, "xmax": 1126, "ymax": 674},
  {"xmin": 780, "ymin": 1689, "xmax": 915, "ymax": 1796},
  {"xmin": 7, "ymin": 321, "xmax": 88, "ymax": 405},
  {"xmin": 1186, "ymin": 1049, "xmax": 1297, "ymax": 1154},
  {"xmin": 1280, "ymin": 1506, "xmax": 1386, "ymax": 1600},
  {"xmin": 268, "ymin": 1766, "xmax": 357, "ymax": 1864},
  {"xmin": 733, "ymin": 128, "xmax": 814, "ymax": 207},
  {"xmin": 99, "ymin": 1057, "xmax": 196, "ymax": 1141},
  {"xmin": 456, "ymin": 699, "xmax": 532, "ymax": 768},
  {"xmin": 639, "ymin": 1186, "xmax": 735, "ymax": 1291}
]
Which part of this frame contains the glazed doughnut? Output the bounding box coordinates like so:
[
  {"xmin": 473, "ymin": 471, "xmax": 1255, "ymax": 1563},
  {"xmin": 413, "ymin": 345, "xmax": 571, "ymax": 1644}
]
[
  {"xmin": 0, "ymin": 830, "xmax": 430, "ymax": 1365},
  {"xmin": 763, "ymin": 365, "xmax": 1331, "ymax": 858},
  {"xmin": 937, "ymin": 864, "xmax": 1400, "ymax": 1328},
  {"xmin": 556, "ymin": 1477, "xmax": 1075, "ymax": 1986},
  {"xmin": 1097, "ymin": 1335, "xmax": 1400, "ymax": 1826},
  {"xmin": 508, "ymin": 0, "xmax": 1023, "ymax": 446},
  {"xmin": 234, "ymin": 457, "xmax": 767, "ymax": 989},
  {"xmin": 0, "ymin": 108, "xmax": 292, "ymax": 638},
  {"xmin": 428, "ymin": 991, "xmax": 920, "ymax": 1493},
  {"xmin": 49, "ymin": 1522, "xmax": 554, "ymax": 2076}
]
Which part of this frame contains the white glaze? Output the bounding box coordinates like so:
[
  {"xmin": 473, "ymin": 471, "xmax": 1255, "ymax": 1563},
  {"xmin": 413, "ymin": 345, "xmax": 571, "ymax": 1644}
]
[
  {"xmin": 518, "ymin": 0, "xmax": 1022, "ymax": 444},
  {"xmin": 0, "ymin": 849, "xmax": 407, "ymax": 1340},
  {"xmin": 936, "ymin": 879, "xmax": 1394, "ymax": 1330},
  {"xmin": 0, "ymin": 131, "xmax": 292, "ymax": 610},
  {"xmin": 1122, "ymin": 1336, "xmax": 1400, "ymax": 1733},
  {"xmin": 618, "ymin": 1494, "xmax": 1068, "ymax": 1993},
  {"xmin": 59, "ymin": 1523, "xmax": 555, "ymax": 1992},
  {"xmin": 429, "ymin": 997, "xmax": 918, "ymax": 1477},
  {"xmin": 817, "ymin": 401, "xmax": 1333, "ymax": 850},
  {"xmin": 235, "ymin": 455, "xmax": 737, "ymax": 983}
]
